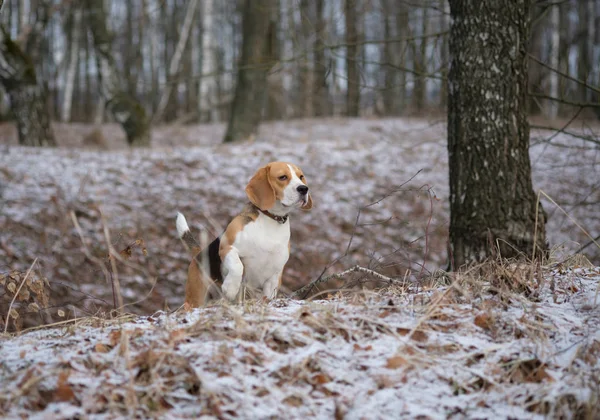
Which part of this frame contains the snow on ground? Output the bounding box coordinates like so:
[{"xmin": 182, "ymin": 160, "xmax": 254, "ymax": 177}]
[
  {"xmin": 0, "ymin": 118, "xmax": 599, "ymax": 318},
  {"xmin": 0, "ymin": 265, "xmax": 598, "ymax": 418}
]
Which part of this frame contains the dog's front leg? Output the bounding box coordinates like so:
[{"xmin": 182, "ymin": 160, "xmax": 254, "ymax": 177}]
[
  {"xmin": 262, "ymin": 271, "xmax": 282, "ymax": 300},
  {"xmin": 221, "ymin": 249, "xmax": 244, "ymax": 301}
]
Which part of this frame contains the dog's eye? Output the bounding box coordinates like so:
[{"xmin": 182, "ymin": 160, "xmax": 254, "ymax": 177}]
[
  {"xmin": 278, "ymin": 175, "xmax": 288, "ymax": 181},
  {"xmin": 299, "ymin": 175, "xmax": 305, "ymax": 180}
]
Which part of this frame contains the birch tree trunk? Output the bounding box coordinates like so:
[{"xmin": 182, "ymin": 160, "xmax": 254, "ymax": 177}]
[
  {"xmin": 439, "ymin": 0, "xmax": 450, "ymax": 108},
  {"xmin": 412, "ymin": 6, "xmax": 428, "ymax": 111},
  {"xmin": 199, "ymin": 0, "xmax": 219, "ymax": 122},
  {"xmin": 223, "ymin": 0, "xmax": 277, "ymax": 143},
  {"xmin": 396, "ymin": 5, "xmax": 409, "ymax": 114},
  {"xmin": 447, "ymin": 0, "xmax": 547, "ymax": 267},
  {"xmin": 61, "ymin": 8, "xmax": 82, "ymax": 123},
  {"xmin": 547, "ymin": 4, "xmax": 559, "ymax": 119},
  {"xmin": 153, "ymin": 0, "xmax": 199, "ymax": 123},
  {"xmin": 87, "ymin": 0, "xmax": 150, "ymax": 146},
  {"xmin": 345, "ymin": 0, "xmax": 360, "ymax": 117}
]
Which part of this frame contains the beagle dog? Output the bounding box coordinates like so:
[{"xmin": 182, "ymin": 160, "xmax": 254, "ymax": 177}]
[{"xmin": 176, "ymin": 162, "xmax": 312, "ymax": 307}]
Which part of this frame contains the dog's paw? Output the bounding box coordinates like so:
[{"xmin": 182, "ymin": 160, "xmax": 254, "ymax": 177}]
[{"xmin": 221, "ymin": 280, "xmax": 240, "ymax": 302}]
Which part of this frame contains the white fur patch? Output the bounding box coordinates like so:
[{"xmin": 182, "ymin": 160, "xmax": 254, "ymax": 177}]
[
  {"xmin": 227, "ymin": 212, "xmax": 290, "ymax": 296},
  {"xmin": 176, "ymin": 212, "xmax": 189, "ymax": 238},
  {"xmin": 279, "ymin": 164, "xmax": 306, "ymax": 207}
]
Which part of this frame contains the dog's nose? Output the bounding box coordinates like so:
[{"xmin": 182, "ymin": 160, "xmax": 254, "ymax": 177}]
[{"xmin": 297, "ymin": 185, "xmax": 309, "ymax": 195}]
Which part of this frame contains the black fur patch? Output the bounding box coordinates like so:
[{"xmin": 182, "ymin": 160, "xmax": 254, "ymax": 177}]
[{"xmin": 207, "ymin": 236, "xmax": 223, "ymax": 283}]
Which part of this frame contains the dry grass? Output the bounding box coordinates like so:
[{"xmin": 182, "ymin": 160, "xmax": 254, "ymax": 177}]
[{"xmin": 1, "ymin": 259, "xmax": 598, "ymax": 418}]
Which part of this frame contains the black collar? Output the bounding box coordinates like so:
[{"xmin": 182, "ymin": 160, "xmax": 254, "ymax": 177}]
[{"xmin": 259, "ymin": 209, "xmax": 288, "ymax": 224}]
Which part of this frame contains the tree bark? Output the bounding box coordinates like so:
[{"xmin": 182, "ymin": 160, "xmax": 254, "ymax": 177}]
[
  {"xmin": 153, "ymin": 0, "xmax": 199, "ymax": 123},
  {"xmin": 396, "ymin": 5, "xmax": 409, "ymax": 114},
  {"xmin": 299, "ymin": 0, "xmax": 313, "ymax": 117},
  {"xmin": 412, "ymin": 5, "xmax": 428, "ymax": 111},
  {"xmin": 199, "ymin": 0, "xmax": 219, "ymax": 122},
  {"xmin": 345, "ymin": 0, "xmax": 360, "ymax": 117},
  {"xmin": 439, "ymin": 0, "xmax": 449, "ymax": 109},
  {"xmin": 0, "ymin": 28, "xmax": 56, "ymax": 147},
  {"xmin": 577, "ymin": 0, "xmax": 591, "ymax": 103},
  {"xmin": 312, "ymin": 0, "xmax": 329, "ymax": 117},
  {"xmin": 547, "ymin": 4, "xmax": 560, "ymax": 118},
  {"xmin": 223, "ymin": 0, "xmax": 277, "ymax": 143},
  {"xmin": 61, "ymin": 7, "xmax": 82, "ymax": 123},
  {"xmin": 447, "ymin": 0, "xmax": 547, "ymax": 268},
  {"xmin": 381, "ymin": 0, "xmax": 395, "ymax": 115},
  {"xmin": 527, "ymin": 2, "xmax": 545, "ymax": 115},
  {"xmin": 87, "ymin": 0, "xmax": 150, "ymax": 146}
]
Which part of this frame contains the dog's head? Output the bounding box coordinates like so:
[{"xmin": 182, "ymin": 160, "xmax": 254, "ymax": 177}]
[{"xmin": 245, "ymin": 162, "xmax": 313, "ymax": 213}]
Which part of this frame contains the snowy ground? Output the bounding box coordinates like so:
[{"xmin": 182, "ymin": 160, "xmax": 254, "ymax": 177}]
[
  {"xmin": 0, "ymin": 264, "xmax": 598, "ymax": 418},
  {"xmin": 0, "ymin": 118, "xmax": 599, "ymax": 320}
]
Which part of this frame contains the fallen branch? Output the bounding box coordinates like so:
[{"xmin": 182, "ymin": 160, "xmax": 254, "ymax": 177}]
[{"xmin": 292, "ymin": 265, "xmax": 397, "ymax": 299}]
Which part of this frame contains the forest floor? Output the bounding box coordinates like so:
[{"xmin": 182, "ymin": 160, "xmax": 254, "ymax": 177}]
[
  {"xmin": 0, "ymin": 263, "xmax": 599, "ymax": 418},
  {"xmin": 0, "ymin": 117, "xmax": 599, "ymax": 417},
  {"xmin": 0, "ymin": 117, "xmax": 598, "ymax": 319}
]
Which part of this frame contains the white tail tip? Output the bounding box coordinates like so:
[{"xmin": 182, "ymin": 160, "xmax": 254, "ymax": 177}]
[{"xmin": 176, "ymin": 212, "xmax": 189, "ymax": 238}]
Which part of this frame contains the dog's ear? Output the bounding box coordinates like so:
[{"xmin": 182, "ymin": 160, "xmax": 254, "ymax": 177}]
[
  {"xmin": 246, "ymin": 164, "xmax": 276, "ymax": 211},
  {"xmin": 301, "ymin": 193, "xmax": 313, "ymax": 211}
]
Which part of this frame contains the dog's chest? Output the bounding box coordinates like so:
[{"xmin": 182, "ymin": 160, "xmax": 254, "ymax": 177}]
[{"xmin": 233, "ymin": 214, "xmax": 290, "ymax": 282}]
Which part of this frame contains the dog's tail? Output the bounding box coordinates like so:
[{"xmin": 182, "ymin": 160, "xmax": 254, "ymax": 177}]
[{"xmin": 176, "ymin": 212, "xmax": 202, "ymax": 255}]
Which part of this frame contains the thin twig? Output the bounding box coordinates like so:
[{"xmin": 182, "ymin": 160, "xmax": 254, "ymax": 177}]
[
  {"xmin": 292, "ymin": 265, "xmax": 396, "ymax": 298},
  {"xmin": 4, "ymin": 258, "xmax": 38, "ymax": 334},
  {"xmin": 100, "ymin": 212, "xmax": 124, "ymax": 313}
]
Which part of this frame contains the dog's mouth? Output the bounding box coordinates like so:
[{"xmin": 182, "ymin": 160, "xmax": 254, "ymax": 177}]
[{"xmin": 281, "ymin": 198, "xmax": 306, "ymax": 208}]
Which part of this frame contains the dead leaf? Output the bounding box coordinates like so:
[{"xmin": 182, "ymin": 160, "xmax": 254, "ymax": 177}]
[
  {"xmin": 55, "ymin": 370, "xmax": 76, "ymax": 402},
  {"xmin": 95, "ymin": 343, "xmax": 109, "ymax": 353},
  {"xmin": 57, "ymin": 309, "xmax": 66, "ymax": 317},
  {"xmin": 410, "ymin": 330, "xmax": 428, "ymax": 342},
  {"xmin": 27, "ymin": 302, "xmax": 40, "ymax": 312},
  {"xmin": 386, "ymin": 355, "xmax": 408, "ymax": 369},
  {"xmin": 109, "ymin": 330, "xmax": 122, "ymax": 347},
  {"xmin": 474, "ymin": 313, "xmax": 493, "ymax": 330},
  {"xmin": 311, "ymin": 373, "xmax": 331, "ymax": 385},
  {"xmin": 283, "ymin": 395, "xmax": 303, "ymax": 407},
  {"xmin": 353, "ymin": 343, "xmax": 373, "ymax": 351},
  {"xmin": 169, "ymin": 329, "xmax": 187, "ymax": 343},
  {"xmin": 7, "ymin": 282, "xmax": 16, "ymax": 294}
]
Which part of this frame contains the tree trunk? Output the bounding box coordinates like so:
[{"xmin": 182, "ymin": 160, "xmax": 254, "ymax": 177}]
[
  {"xmin": 527, "ymin": 2, "xmax": 545, "ymax": 115},
  {"xmin": 223, "ymin": 0, "xmax": 276, "ymax": 143},
  {"xmin": 396, "ymin": 4, "xmax": 409, "ymax": 114},
  {"xmin": 87, "ymin": 0, "xmax": 150, "ymax": 146},
  {"xmin": 557, "ymin": 1, "xmax": 570, "ymax": 116},
  {"xmin": 153, "ymin": 0, "xmax": 199, "ymax": 123},
  {"xmin": 412, "ymin": 5, "xmax": 428, "ymax": 111},
  {"xmin": 381, "ymin": 0, "xmax": 395, "ymax": 115},
  {"xmin": 577, "ymin": 0, "xmax": 591, "ymax": 103},
  {"xmin": 547, "ymin": 4, "xmax": 560, "ymax": 118},
  {"xmin": 345, "ymin": 0, "xmax": 360, "ymax": 117},
  {"xmin": 439, "ymin": 0, "xmax": 449, "ymax": 109},
  {"xmin": 0, "ymin": 29, "xmax": 56, "ymax": 146},
  {"xmin": 199, "ymin": 0, "xmax": 219, "ymax": 122},
  {"xmin": 447, "ymin": 0, "xmax": 547, "ymax": 268},
  {"xmin": 62, "ymin": 7, "xmax": 82, "ymax": 122},
  {"xmin": 299, "ymin": 0, "xmax": 313, "ymax": 117},
  {"xmin": 312, "ymin": 0, "xmax": 328, "ymax": 117}
]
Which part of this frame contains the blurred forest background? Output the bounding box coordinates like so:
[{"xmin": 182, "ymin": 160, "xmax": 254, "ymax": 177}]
[{"xmin": 0, "ymin": 0, "xmax": 598, "ymax": 140}]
